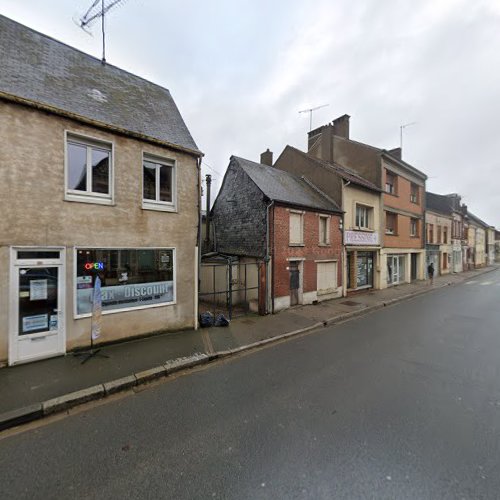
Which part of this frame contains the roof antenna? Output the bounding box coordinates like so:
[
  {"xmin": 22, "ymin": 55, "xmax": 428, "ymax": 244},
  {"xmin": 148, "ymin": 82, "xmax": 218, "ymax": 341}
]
[
  {"xmin": 77, "ymin": 0, "xmax": 127, "ymax": 64},
  {"xmin": 299, "ymin": 104, "xmax": 329, "ymax": 131}
]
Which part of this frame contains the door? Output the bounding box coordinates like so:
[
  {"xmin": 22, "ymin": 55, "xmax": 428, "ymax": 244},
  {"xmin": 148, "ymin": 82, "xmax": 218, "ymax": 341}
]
[
  {"xmin": 10, "ymin": 250, "xmax": 65, "ymax": 365},
  {"xmin": 411, "ymin": 253, "xmax": 417, "ymax": 281},
  {"xmin": 289, "ymin": 262, "xmax": 300, "ymax": 306}
]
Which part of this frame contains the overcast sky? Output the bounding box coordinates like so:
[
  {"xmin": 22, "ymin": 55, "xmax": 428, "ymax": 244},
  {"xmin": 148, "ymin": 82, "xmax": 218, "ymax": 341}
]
[{"xmin": 2, "ymin": 0, "xmax": 499, "ymax": 226}]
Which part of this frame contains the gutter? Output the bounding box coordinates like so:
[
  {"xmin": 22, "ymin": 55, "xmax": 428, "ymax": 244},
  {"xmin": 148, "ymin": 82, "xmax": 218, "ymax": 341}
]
[
  {"xmin": 0, "ymin": 91, "xmax": 203, "ymax": 159},
  {"xmin": 266, "ymin": 200, "xmax": 275, "ymax": 314}
]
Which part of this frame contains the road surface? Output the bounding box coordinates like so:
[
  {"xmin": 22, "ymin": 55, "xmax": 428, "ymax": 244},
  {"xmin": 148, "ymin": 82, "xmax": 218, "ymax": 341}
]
[{"xmin": 1, "ymin": 269, "xmax": 500, "ymax": 499}]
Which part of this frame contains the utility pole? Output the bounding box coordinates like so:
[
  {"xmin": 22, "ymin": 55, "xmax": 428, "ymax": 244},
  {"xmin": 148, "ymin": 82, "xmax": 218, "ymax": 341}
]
[
  {"xmin": 204, "ymin": 174, "xmax": 212, "ymax": 251},
  {"xmin": 299, "ymin": 104, "xmax": 329, "ymax": 131},
  {"xmin": 400, "ymin": 121, "xmax": 417, "ymax": 151}
]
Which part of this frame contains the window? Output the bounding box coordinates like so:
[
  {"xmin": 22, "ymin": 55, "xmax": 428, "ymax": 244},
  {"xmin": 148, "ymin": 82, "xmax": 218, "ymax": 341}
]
[
  {"xmin": 410, "ymin": 183, "xmax": 419, "ymax": 203},
  {"xmin": 385, "ymin": 212, "xmax": 397, "ymax": 235},
  {"xmin": 66, "ymin": 133, "xmax": 112, "ymax": 204},
  {"xmin": 442, "ymin": 252, "xmax": 448, "ymax": 270},
  {"xmin": 289, "ymin": 212, "xmax": 304, "ymax": 245},
  {"xmin": 443, "ymin": 227, "xmax": 448, "ymax": 244},
  {"xmin": 143, "ymin": 154, "xmax": 176, "ymax": 211},
  {"xmin": 437, "ymin": 226, "xmax": 442, "ymax": 243},
  {"xmin": 355, "ymin": 205, "xmax": 371, "ymax": 229},
  {"xmin": 75, "ymin": 248, "xmax": 175, "ymax": 316},
  {"xmin": 410, "ymin": 218, "xmax": 418, "ymax": 237},
  {"xmin": 385, "ymin": 171, "xmax": 397, "ymax": 195},
  {"xmin": 428, "ymin": 223, "xmax": 434, "ymax": 243},
  {"xmin": 319, "ymin": 215, "xmax": 330, "ymax": 245}
]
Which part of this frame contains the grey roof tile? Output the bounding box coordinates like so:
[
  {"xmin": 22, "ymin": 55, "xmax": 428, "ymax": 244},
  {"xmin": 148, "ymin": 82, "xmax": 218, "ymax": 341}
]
[
  {"xmin": 232, "ymin": 156, "xmax": 342, "ymax": 213},
  {"xmin": 0, "ymin": 15, "xmax": 199, "ymax": 153}
]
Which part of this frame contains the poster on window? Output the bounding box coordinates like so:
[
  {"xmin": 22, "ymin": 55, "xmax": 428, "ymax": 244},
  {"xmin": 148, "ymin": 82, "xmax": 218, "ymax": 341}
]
[{"xmin": 77, "ymin": 281, "xmax": 174, "ymax": 315}]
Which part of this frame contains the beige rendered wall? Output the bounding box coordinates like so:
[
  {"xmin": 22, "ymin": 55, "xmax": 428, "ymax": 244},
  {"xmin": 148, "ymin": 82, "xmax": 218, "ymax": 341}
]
[
  {"xmin": 0, "ymin": 101, "xmax": 199, "ymax": 361},
  {"xmin": 343, "ymin": 185, "xmax": 382, "ymax": 233}
]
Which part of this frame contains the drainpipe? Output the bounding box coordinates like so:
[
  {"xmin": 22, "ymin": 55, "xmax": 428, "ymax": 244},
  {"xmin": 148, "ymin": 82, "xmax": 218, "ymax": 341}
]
[
  {"xmin": 204, "ymin": 174, "xmax": 212, "ymax": 251},
  {"xmin": 266, "ymin": 200, "xmax": 274, "ymax": 314},
  {"xmin": 195, "ymin": 157, "xmax": 202, "ymax": 330},
  {"xmin": 342, "ymin": 180, "xmax": 350, "ymax": 297}
]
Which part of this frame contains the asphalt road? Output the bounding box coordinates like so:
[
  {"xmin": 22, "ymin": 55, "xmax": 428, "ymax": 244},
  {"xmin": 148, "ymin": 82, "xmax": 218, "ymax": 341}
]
[{"xmin": 2, "ymin": 269, "xmax": 500, "ymax": 499}]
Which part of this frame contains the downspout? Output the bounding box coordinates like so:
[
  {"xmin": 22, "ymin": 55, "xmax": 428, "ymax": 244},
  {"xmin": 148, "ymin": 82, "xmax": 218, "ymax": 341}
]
[
  {"xmin": 195, "ymin": 157, "xmax": 202, "ymax": 329},
  {"xmin": 266, "ymin": 199, "xmax": 274, "ymax": 314},
  {"xmin": 342, "ymin": 180, "xmax": 350, "ymax": 297}
]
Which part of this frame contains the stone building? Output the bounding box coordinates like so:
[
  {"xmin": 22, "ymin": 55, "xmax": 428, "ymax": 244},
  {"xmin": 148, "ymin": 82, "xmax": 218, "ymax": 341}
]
[
  {"xmin": 467, "ymin": 212, "xmax": 488, "ymax": 268},
  {"xmin": 0, "ymin": 16, "xmax": 202, "ymax": 365},
  {"xmin": 211, "ymin": 156, "xmax": 343, "ymax": 313},
  {"xmin": 425, "ymin": 192, "xmax": 454, "ymax": 275}
]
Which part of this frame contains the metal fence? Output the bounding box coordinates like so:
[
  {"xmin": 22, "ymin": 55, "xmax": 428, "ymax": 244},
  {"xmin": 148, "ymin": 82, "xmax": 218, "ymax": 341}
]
[{"xmin": 199, "ymin": 259, "xmax": 263, "ymax": 319}]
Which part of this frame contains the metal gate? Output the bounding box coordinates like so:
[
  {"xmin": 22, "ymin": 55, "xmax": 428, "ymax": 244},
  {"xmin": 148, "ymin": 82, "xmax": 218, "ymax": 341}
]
[{"xmin": 199, "ymin": 257, "xmax": 263, "ymax": 319}]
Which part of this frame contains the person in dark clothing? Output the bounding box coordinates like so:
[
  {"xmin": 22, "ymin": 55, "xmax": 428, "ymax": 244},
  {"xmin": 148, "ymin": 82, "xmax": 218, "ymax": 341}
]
[{"xmin": 427, "ymin": 262, "xmax": 435, "ymax": 285}]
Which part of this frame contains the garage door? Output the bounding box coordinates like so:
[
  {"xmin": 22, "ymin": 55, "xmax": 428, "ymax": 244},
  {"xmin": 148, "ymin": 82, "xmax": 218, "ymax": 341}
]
[{"xmin": 317, "ymin": 261, "xmax": 337, "ymax": 295}]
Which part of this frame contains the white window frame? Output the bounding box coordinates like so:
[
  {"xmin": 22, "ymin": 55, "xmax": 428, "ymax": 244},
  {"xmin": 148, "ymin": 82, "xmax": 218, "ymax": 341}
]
[
  {"xmin": 142, "ymin": 152, "xmax": 177, "ymax": 212},
  {"xmin": 355, "ymin": 204, "xmax": 371, "ymax": 230},
  {"xmin": 289, "ymin": 210, "xmax": 304, "ymax": 246},
  {"xmin": 386, "ymin": 212, "xmax": 397, "ymax": 235},
  {"xmin": 73, "ymin": 246, "xmax": 176, "ymax": 319},
  {"xmin": 385, "ymin": 170, "xmax": 396, "ymax": 195},
  {"xmin": 410, "ymin": 183, "xmax": 419, "ymax": 204},
  {"xmin": 318, "ymin": 214, "xmax": 331, "ymax": 245},
  {"xmin": 64, "ymin": 131, "xmax": 114, "ymax": 205}
]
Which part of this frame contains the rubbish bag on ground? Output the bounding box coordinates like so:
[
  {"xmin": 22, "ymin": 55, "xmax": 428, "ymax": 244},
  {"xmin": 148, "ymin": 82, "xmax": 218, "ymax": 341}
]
[
  {"xmin": 199, "ymin": 311, "xmax": 215, "ymax": 328},
  {"xmin": 214, "ymin": 313, "xmax": 230, "ymax": 327}
]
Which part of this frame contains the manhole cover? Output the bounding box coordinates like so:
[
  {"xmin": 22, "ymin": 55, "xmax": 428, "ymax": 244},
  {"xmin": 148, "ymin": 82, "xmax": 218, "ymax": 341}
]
[{"xmin": 340, "ymin": 300, "xmax": 360, "ymax": 306}]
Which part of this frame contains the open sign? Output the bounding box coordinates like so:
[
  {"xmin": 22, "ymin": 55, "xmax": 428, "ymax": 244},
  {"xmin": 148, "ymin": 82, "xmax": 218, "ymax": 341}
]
[{"xmin": 84, "ymin": 262, "xmax": 104, "ymax": 270}]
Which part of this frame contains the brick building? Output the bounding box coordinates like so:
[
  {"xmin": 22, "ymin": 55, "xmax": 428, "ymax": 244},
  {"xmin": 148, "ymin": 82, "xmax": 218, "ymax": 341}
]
[
  {"xmin": 211, "ymin": 156, "xmax": 343, "ymax": 313},
  {"xmin": 306, "ymin": 115, "xmax": 427, "ymax": 287}
]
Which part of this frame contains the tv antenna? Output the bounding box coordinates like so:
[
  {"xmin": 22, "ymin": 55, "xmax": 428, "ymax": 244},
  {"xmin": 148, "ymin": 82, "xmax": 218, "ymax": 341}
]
[
  {"xmin": 78, "ymin": 0, "xmax": 127, "ymax": 63},
  {"xmin": 299, "ymin": 104, "xmax": 329, "ymax": 131},
  {"xmin": 400, "ymin": 121, "xmax": 417, "ymax": 150}
]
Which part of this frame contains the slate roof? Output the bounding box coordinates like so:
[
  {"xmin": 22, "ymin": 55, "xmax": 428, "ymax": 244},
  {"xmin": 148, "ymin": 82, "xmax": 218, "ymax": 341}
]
[
  {"xmin": 467, "ymin": 211, "xmax": 489, "ymax": 228},
  {"xmin": 0, "ymin": 15, "xmax": 199, "ymax": 154},
  {"xmin": 286, "ymin": 146, "xmax": 381, "ymax": 192},
  {"xmin": 426, "ymin": 192, "xmax": 454, "ymax": 216},
  {"xmin": 232, "ymin": 156, "xmax": 342, "ymax": 213}
]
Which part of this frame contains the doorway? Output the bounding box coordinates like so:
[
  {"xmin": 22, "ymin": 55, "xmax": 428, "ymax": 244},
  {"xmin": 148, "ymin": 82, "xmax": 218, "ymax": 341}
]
[
  {"xmin": 9, "ymin": 249, "xmax": 65, "ymax": 365},
  {"xmin": 411, "ymin": 253, "xmax": 418, "ymax": 281},
  {"xmin": 289, "ymin": 261, "xmax": 300, "ymax": 306}
]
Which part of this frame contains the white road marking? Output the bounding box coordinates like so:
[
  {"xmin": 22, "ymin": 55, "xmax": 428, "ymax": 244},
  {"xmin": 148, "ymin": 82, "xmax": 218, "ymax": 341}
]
[
  {"xmin": 480, "ymin": 281, "xmax": 493, "ymax": 285},
  {"xmin": 465, "ymin": 281, "xmax": 477, "ymax": 285}
]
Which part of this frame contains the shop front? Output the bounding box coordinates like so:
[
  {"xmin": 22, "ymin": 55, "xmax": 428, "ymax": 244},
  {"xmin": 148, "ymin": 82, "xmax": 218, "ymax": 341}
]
[
  {"xmin": 386, "ymin": 254, "xmax": 406, "ymax": 285},
  {"xmin": 344, "ymin": 230, "xmax": 380, "ymax": 293}
]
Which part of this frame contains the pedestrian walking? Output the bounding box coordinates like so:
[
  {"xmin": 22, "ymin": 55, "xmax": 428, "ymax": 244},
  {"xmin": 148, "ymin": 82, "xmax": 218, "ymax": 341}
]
[{"xmin": 427, "ymin": 262, "xmax": 435, "ymax": 285}]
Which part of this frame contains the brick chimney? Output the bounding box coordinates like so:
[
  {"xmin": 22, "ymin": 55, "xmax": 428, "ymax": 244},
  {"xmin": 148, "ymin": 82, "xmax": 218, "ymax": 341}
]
[
  {"xmin": 260, "ymin": 148, "xmax": 273, "ymax": 166},
  {"xmin": 307, "ymin": 114, "xmax": 350, "ymax": 162},
  {"xmin": 332, "ymin": 114, "xmax": 350, "ymax": 139}
]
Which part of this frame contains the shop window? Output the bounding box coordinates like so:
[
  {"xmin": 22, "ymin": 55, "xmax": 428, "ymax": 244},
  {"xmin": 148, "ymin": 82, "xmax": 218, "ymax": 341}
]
[
  {"xmin": 289, "ymin": 211, "xmax": 304, "ymax": 245},
  {"xmin": 385, "ymin": 212, "xmax": 397, "ymax": 235},
  {"xmin": 355, "ymin": 205, "xmax": 371, "ymax": 229},
  {"xmin": 75, "ymin": 248, "xmax": 175, "ymax": 316},
  {"xmin": 410, "ymin": 218, "xmax": 418, "ymax": 237},
  {"xmin": 410, "ymin": 183, "xmax": 419, "ymax": 204},
  {"xmin": 319, "ymin": 215, "xmax": 330, "ymax": 245},
  {"xmin": 66, "ymin": 133, "xmax": 113, "ymax": 204},
  {"xmin": 143, "ymin": 154, "xmax": 176, "ymax": 211},
  {"xmin": 385, "ymin": 171, "xmax": 397, "ymax": 195}
]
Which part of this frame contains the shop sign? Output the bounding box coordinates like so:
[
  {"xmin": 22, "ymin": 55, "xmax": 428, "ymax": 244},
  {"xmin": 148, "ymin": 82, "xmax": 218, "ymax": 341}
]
[
  {"xmin": 345, "ymin": 230, "xmax": 379, "ymax": 246},
  {"xmin": 77, "ymin": 281, "xmax": 174, "ymax": 315}
]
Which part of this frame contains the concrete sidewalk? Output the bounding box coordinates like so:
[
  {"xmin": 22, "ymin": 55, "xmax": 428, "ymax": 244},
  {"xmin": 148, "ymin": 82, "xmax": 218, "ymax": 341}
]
[{"xmin": 1, "ymin": 265, "xmax": 497, "ymax": 430}]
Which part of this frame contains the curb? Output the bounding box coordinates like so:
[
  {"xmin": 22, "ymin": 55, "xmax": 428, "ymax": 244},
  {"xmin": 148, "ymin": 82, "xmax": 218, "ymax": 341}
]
[{"xmin": 1, "ymin": 267, "xmax": 497, "ymax": 432}]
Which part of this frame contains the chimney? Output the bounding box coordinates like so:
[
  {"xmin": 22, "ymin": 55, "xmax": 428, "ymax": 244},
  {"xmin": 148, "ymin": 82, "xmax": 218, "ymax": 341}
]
[
  {"xmin": 332, "ymin": 114, "xmax": 350, "ymax": 139},
  {"xmin": 388, "ymin": 147, "xmax": 402, "ymax": 159},
  {"xmin": 260, "ymin": 148, "xmax": 273, "ymax": 166}
]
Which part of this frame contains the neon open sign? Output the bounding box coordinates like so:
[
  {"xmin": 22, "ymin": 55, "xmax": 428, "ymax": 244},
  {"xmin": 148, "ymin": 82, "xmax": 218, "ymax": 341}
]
[{"xmin": 84, "ymin": 262, "xmax": 104, "ymax": 270}]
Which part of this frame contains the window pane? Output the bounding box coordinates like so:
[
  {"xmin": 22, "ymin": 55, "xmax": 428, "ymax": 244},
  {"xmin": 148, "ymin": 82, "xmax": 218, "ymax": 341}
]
[
  {"xmin": 67, "ymin": 143, "xmax": 87, "ymax": 191},
  {"xmin": 91, "ymin": 148, "xmax": 110, "ymax": 194},
  {"xmin": 143, "ymin": 161, "xmax": 156, "ymax": 200},
  {"xmin": 76, "ymin": 248, "xmax": 174, "ymax": 315},
  {"xmin": 159, "ymin": 165, "xmax": 172, "ymax": 202}
]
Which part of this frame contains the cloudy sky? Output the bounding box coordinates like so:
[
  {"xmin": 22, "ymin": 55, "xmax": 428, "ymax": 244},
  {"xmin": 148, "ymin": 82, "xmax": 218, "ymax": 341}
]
[{"xmin": 2, "ymin": 0, "xmax": 499, "ymax": 226}]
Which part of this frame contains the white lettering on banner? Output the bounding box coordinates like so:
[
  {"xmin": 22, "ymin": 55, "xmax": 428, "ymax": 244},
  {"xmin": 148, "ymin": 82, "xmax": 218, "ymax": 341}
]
[
  {"xmin": 77, "ymin": 280, "xmax": 174, "ymax": 315},
  {"xmin": 345, "ymin": 230, "xmax": 379, "ymax": 246}
]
